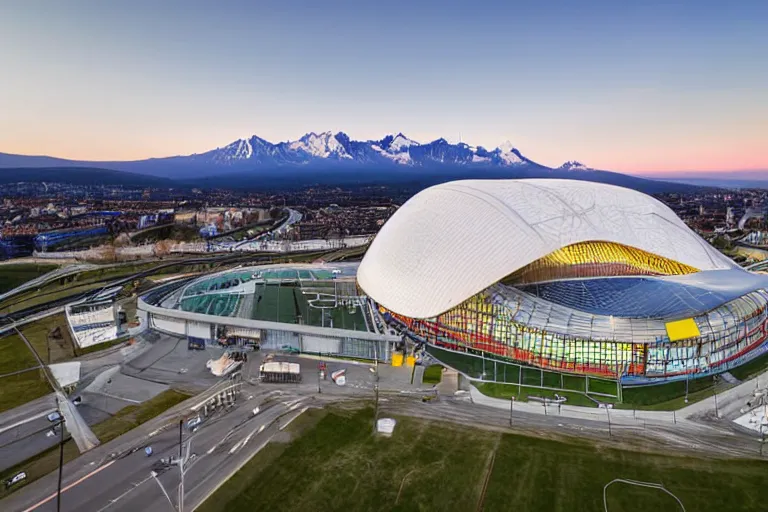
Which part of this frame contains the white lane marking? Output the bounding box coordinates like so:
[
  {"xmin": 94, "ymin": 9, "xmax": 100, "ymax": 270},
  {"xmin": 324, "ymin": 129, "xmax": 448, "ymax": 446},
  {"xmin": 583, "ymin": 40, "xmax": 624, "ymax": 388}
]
[
  {"xmin": 93, "ymin": 474, "xmax": 153, "ymax": 512},
  {"xmin": 279, "ymin": 407, "xmax": 308, "ymax": 431},
  {"xmin": 229, "ymin": 440, "xmax": 243, "ymax": 454},
  {"xmin": 22, "ymin": 460, "xmax": 116, "ymax": 512},
  {"xmin": 0, "ymin": 408, "xmax": 58, "ymax": 434}
]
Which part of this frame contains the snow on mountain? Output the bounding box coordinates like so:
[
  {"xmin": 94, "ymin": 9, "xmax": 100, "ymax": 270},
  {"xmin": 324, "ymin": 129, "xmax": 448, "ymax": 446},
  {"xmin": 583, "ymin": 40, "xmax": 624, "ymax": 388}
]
[
  {"xmin": 0, "ymin": 130, "xmax": 595, "ymax": 177},
  {"xmin": 558, "ymin": 160, "xmax": 591, "ymax": 171},
  {"xmin": 389, "ymin": 133, "xmax": 419, "ymax": 152},
  {"xmin": 371, "ymin": 144, "xmax": 412, "ymax": 164},
  {"xmin": 207, "ymin": 138, "xmax": 252, "ymax": 163},
  {"xmin": 288, "ymin": 132, "xmax": 352, "ymax": 159},
  {"xmin": 190, "ymin": 132, "xmax": 540, "ymax": 168},
  {"xmin": 494, "ymin": 140, "xmax": 524, "ymax": 165}
]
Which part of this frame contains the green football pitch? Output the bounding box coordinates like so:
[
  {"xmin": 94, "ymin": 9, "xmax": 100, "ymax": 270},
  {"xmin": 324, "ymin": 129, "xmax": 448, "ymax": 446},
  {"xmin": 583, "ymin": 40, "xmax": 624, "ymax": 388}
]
[{"xmin": 252, "ymin": 282, "xmax": 368, "ymax": 331}]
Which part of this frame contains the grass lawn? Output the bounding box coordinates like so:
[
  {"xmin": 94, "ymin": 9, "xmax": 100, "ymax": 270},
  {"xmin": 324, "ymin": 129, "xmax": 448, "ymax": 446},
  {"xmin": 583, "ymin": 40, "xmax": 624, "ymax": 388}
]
[
  {"xmin": 485, "ymin": 433, "xmax": 768, "ymax": 512},
  {"xmin": 475, "ymin": 381, "xmax": 605, "ymax": 408},
  {"xmin": 90, "ymin": 389, "xmax": 191, "ymax": 442},
  {"xmin": 427, "ymin": 343, "xmax": 768, "ymax": 411},
  {"xmin": 0, "ymin": 369, "xmax": 52, "ymax": 414},
  {"xmin": 0, "ymin": 263, "xmax": 58, "ymax": 294},
  {"xmin": 422, "ymin": 364, "xmax": 443, "ymax": 385},
  {"xmin": 200, "ymin": 406, "xmax": 768, "ymax": 512},
  {"xmin": 0, "ymin": 333, "xmax": 40, "ymax": 374},
  {"xmin": 0, "ymin": 389, "xmax": 190, "ymax": 499},
  {"xmin": 19, "ymin": 313, "xmax": 76, "ymax": 364},
  {"xmin": 0, "ymin": 281, "xmax": 107, "ymax": 314},
  {"xmin": 200, "ymin": 407, "xmax": 496, "ymax": 512},
  {"xmin": 0, "ymin": 260, "xmax": 167, "ymax": 313}
]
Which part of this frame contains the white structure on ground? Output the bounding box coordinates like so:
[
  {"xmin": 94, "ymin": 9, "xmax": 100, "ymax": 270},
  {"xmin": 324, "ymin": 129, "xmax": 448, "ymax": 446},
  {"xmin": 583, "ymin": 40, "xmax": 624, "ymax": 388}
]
[
  {"xmin": 358, "ymin": 179, "xmax": 736, "ymax": 319},
  {"xmin": 66, "ymin": 301, "xmax": 119, "ymax": 348}
]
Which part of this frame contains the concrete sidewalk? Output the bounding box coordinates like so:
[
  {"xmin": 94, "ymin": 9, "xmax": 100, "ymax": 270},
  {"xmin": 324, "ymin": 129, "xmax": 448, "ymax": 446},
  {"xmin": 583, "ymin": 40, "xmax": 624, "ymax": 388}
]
[
  {"xmin": 469, "ymin": 385, "xmax": 685, "ymax": 427},
  {"xmin": 468, "ymin": 363, "xmax": 768, "ymax": 432}
]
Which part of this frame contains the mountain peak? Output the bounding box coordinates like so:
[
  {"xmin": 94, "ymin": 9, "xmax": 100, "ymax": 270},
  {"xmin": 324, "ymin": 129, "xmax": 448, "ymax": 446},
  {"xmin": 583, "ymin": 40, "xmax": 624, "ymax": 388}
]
[
  {"xmin": 493, "ymin": 141, "xmax": 523, "ymax": 165},
  {"xmin": 290, "ymin": 131, "xmax": 351, "ymax": 159},
  {"xmin": 558, "ymin": 160, "xmax": 591, "ymax": 171},
  {"xmin": 497, "ymin": 140, "xmax": 516, "ymax": 153},
  {"xmin": 389, "ymin": 133, "xmax": 418, "ymax": 152}
]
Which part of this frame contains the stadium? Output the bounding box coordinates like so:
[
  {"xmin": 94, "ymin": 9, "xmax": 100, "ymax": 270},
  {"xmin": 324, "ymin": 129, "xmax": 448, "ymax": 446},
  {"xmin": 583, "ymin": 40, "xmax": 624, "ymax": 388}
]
[
  {"xmin": 356, "ymin": 179, "xmax": 768, "ymax": 388},
  {"xmin": 138, "ymin": 262, "xmax": 397, "ymax": 361}
]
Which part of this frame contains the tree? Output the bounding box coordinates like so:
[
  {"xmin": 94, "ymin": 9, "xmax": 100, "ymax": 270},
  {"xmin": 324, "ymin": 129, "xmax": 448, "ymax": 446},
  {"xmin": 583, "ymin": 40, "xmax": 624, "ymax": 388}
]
[{"xmin": 154, "ymin": 239, "xmax": 173, "ymax": 258}]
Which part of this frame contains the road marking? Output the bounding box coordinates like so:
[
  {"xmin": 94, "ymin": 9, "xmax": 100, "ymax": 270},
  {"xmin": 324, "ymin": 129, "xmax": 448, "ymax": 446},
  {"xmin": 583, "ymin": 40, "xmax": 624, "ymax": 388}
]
[
  {"xmin": 0, "ymin": 408, "xmax": 58, "ymax": 434},
  {"xmin": 22, "ymin": 460, "xmax": 116, "ymax": 512},
  {"xmin": 279, "ymin": 407, "xmax": 308, "ymax": 431},
  {"xmin": 93, "ymin": 474, "xmax": 153, "ymax": 512},
  {"xmin": 229, "ymin": 440, "xmax": 243, "ymax": 454}
]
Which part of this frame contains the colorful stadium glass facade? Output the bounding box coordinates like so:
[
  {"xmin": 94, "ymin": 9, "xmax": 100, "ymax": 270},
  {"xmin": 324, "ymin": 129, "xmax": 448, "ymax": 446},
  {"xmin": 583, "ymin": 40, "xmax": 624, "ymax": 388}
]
[{"xmin": 357, "ymin": 179, "xmax": 768, "ymax": 385}]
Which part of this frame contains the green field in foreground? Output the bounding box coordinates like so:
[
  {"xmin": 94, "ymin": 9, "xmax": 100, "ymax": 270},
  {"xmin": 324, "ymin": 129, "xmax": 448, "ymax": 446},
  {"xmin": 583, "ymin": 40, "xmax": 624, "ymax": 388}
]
[
  {"xmin": 0, "ymin": 389, "xmax": 190, "ymax": 499},
  {"xmin": 0, "ymin": 369, "xmax": 52, "ymax": 414},
  {"xmin": 0, "ymin": 263, "xmax": 58, "ymax": 294},
  {"xmin": 200, "ymin": 407, "xmax": 768, "ymax": 512}
]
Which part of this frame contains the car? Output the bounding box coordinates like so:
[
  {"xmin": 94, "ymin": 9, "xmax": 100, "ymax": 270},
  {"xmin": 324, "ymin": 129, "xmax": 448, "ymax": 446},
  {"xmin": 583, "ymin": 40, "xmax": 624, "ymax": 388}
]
[
  {"xmin": 186, "ymin": 416, "xmax": 202, "ymax": 430},
  {"xmin": 47, "ymin": 411, "xmax": 62, "ymax": 423},
  {"xmin": 5, "ymin": 472, "xmax": 26, "ymax": 488}
]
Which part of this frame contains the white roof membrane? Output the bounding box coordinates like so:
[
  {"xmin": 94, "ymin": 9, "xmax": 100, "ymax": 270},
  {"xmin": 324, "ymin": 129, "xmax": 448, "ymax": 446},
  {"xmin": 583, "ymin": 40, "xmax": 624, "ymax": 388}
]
[{"xmin": 357, "ymin": 179, "xmax": 736, "ymax": 318}]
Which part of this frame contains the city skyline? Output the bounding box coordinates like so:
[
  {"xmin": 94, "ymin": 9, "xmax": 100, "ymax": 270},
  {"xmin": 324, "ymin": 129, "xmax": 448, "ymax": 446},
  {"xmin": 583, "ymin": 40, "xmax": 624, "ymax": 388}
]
[{"xmin": 1, "ymin": 0, "xmax": 766, "ymax": 175}]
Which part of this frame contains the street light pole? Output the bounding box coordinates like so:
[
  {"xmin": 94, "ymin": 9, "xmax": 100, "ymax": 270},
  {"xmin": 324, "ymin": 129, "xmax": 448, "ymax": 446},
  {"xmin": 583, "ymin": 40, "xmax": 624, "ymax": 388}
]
[
  {"xmin": 509, "ymin": 397, "xmax": 514, "ymax": 427},
  {"xmin": 178, "ymin": 420, "xmax": 183, "ymax": 460},
  {"xmin": 57, "ymin": 416, "xmax": 65, "ymax": 512},
  {"xmin": 713, "ymin": 376, "xmax": 720, "ymax": 418}
]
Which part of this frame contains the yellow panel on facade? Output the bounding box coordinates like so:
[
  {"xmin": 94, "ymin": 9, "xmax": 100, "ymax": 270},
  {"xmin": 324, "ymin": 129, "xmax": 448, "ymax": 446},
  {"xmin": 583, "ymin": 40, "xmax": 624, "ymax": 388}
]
[
  {"xmin": 406, "ymin": 356, "xmax": 416, "ymax": 367},
  {"xmin": 665, "ymin": 318, "xmax": 701, "ymax": 341},
  {"xmin": 391, "ymin": 353, "xmax": 404, "ymax": 367}
]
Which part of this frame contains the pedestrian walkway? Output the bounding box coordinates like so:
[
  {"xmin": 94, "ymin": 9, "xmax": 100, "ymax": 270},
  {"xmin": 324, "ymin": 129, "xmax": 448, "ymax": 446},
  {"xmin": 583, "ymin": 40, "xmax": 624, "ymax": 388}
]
[{"xmin": 469, "ymin": 385, "xmax": 684, "ymax": 427}]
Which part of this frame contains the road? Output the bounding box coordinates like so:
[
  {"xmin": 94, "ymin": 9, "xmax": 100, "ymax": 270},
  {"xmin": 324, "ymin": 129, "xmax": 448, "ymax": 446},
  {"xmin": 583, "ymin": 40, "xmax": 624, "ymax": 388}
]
[
  {"xmin": 1, "ymin": 380, "xmax": 312, "ymax": 512},
  {"xmin": 0, "ymin": 395, "xmax": 60, "ymax": 472},
  {"xmin": 4, "ymin": 375, "xmax": 767, "ymax": 512},
  {"xmin": 3, "ymin": 341, "xmax": 768, "ymax": 512}
]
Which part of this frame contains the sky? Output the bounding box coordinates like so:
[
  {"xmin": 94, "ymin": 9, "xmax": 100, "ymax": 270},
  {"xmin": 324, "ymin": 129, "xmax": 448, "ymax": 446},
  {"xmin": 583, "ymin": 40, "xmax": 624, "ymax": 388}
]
[{"xmin": 1, "ymin": 0, "xmax": 766, "ymax": 175}]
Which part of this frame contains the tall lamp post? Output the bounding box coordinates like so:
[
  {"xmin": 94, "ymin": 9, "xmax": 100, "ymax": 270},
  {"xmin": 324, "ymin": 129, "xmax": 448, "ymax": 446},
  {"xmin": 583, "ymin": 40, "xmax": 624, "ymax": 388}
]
[
  {"xmin": 57, "ymin": 415, "xmax": 65, "ymax": 512},
  {"xmin": 713, "ymin": 375, "xmax": 720, "ymax": 418}
]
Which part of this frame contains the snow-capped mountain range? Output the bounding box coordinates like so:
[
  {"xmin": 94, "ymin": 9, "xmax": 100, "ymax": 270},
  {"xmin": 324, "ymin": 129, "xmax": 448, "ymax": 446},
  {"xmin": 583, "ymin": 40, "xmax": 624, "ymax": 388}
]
[
  {"xmin": 0, "ymin": 130, "xmax": 605, "ymax": 183},
  {"xmin": 0, "ymin": 131, "xmax": 703, "ymax": 195},
  {"xmin": 182, "ymin": 131, "xmax": 586, "ymax": 170}
]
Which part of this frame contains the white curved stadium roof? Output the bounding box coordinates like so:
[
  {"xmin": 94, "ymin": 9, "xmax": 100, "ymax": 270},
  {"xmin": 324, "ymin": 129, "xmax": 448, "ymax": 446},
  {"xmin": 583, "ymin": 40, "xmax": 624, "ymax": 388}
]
[{"xmin": 357, "ymin": 179, "xmax": 736, "ymax": 319}]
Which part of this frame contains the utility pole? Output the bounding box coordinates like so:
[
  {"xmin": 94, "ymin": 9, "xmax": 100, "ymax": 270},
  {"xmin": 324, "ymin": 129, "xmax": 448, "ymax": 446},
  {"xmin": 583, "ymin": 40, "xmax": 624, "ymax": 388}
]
[
  {"xmin": 178, "ymin": 420, "xmax": 183, "ymax": 460},
  {"xmin": 713, "ymin": 375, "xmax": 720, "ymax": 418},
  {"xmin": 372, "ymin": 343, "xmax": 380, "ymax": 433},
  {"xmin": 509, "ymin": 397, "xmax": 514, "ymax": 427},
  {"xmin": 57, "ymin": 416, "xmax": 65, "ymax": 512},
  {"xmin": 606, "ymin": 405, "xmax": 612, "ymax": 438}
]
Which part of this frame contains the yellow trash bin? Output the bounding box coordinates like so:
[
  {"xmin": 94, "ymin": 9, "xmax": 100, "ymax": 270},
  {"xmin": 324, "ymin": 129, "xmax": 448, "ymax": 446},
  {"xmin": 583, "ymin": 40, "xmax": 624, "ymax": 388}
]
[
  {"xmin": 391, "ymin": 353, "xmax": 404, "ymax": 367},
  {"xmin": 406, "ymin": 355, "xmax": 416, "ymax": 367}
]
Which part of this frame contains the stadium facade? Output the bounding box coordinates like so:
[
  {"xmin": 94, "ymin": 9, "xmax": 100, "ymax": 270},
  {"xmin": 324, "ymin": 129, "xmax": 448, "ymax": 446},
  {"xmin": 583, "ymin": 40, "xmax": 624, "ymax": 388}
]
[
  {"xmin": 357, "ymin": 179, "xmax": 768, "ymax": 385},
  {"xmin": 138, "ymin": 262, "xmax": 398, "ymax": 362}
]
